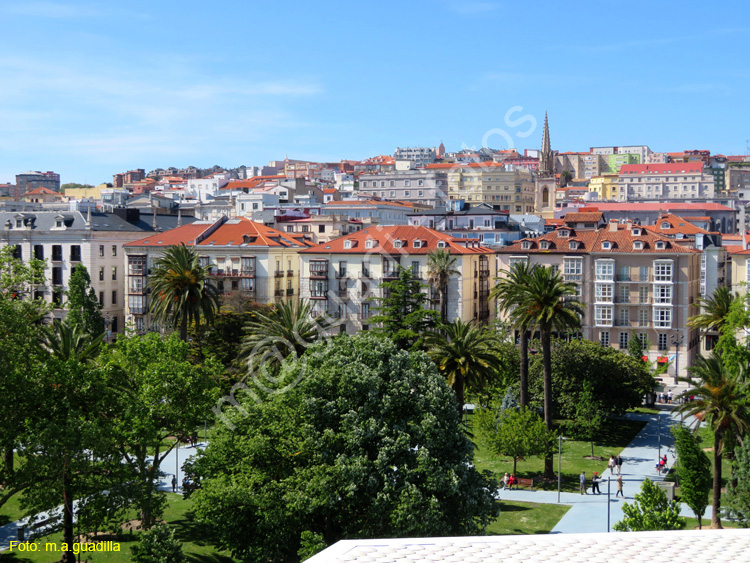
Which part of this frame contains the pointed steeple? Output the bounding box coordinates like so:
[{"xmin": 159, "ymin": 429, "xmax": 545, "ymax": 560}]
[
  {"xmin": 541, "ymin": 111, "xmax": 551, "ymax": 154},
  {"xmin": 538, "ymin": 111, "xmax": 554, "ymax": 178}
]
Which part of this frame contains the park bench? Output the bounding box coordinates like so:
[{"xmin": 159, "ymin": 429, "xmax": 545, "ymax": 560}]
[{"xmin": 512, "ymin": 478, "xmax": 534, "ymax": 490}]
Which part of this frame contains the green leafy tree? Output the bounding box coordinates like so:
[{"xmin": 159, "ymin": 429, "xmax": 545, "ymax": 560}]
[
  {"xmin": 492, "ymin": 262, "xmax": 536, "ymax": 407},
  {"xmin": 194, "ymin": 333, "xmax": 499, "ymax": 562},
  {"xmin": 426, "ymin": 249, "xmax": 459, "ymax": 324},
  {"xmin": 528, "ymin": 338, "xmax": 653, "ymax": 419},
  {"xmin": 131, "ymin": 523, "xmax": 186, "ymax": 563},
  {"xmin": 0, "ymin": 244, "xmax": 46, "ymax": 297},
  {"xmin": 42, "ymin": 318, "xmax": 103, "ymax": 362},
  {"xmin": 103, "ymin": 333, "xmax": 221, "ymax": 528},
  {"xmin": 688, "ymin": 286, "xmax": 737, "ymax": 345},
  {"xmin": 425, "ymin": 320, "xmax": 504, "ymax": 415},
  {"xmin": 570, "ymin": 382, "xmax": 605, "ymax": 457},
  {"xmin": 677, "ymin": 353, "xmax": 750, "ymax": 528},
  {"xmin": 672, "ymin": 424, "xmax": 711, "ymax": 528},
  {"xmin": 241, "ymin": 299, "xmax": 330, "ymax": 376},
  {"xmin": 559, "ymin": 170, "xmax": 573, "ymax": 187},
  {"xmin": 65, "ymin": 264, "xmax": 104, "ymax": 336},
  {"xmin": 370, "ymin": 267, "xmax": 438, "ymax": 350},
  {"xmin": 628, "ymin": 331, "xmax": 646, "ymax": 360},
  {"xmin": 148, "ymin": 243, "xmax": 220, "ymax": 340},
  {"xmin": 476, "ymin": 405, "xmax": 553, "ymax": 474},
  {"xmin": 724, "ymin": 438, "xmax": 750, "ymax": 526},
  {"xmin": 613, "ymin": 478, "xmax": 686, "ymax": 531},
  {"xmin": 715, "ymin": 291, "xmax": 750, "ymax": 372}
]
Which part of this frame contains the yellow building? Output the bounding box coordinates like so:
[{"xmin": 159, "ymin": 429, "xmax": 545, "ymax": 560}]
[
  {"xmin": 123, "ymin": 217, "xmax": 307, "ymax": 332},
  {"xmin": 426, "ymin": 162, "xmax": 535, "ymax": 213},
  {"xmin": 63, "ymin": 183, "xmax": 112, "ymax": 200},
  {"xmin": 588, "ymin": 174, "xmax": 619, "ymax": 201}
]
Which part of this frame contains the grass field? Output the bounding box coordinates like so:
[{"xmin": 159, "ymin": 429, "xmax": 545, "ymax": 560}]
[
  {"xmin": 472, "ymin": 417, "xmax": 647, "ymax": 493},
  {"xmin": 1, "ymin": 494, "xmax": 237, "ymax": 563},
  {"xmin": 486, "ymin": 501, "xmax": 569, "ymax": 535}
]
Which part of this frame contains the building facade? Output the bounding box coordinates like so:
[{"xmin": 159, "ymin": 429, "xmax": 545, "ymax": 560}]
[
  {"xmin": 358, "ymin": 169, "xmax": 448, "ymax": 207},
  {"xmin": 618, "ymin": 163, "xmax": 716, "ymax": 201},
  {"xmin": 497, "ymin": 221, "xmax": 701, "ymax": 379},
  {"xmin": 298, "ymin": 226, "xmax": 496, "ymax": 334}
]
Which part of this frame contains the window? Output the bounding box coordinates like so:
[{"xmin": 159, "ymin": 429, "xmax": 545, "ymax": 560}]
[
  {"xmin": 619, "ymin": 332, "xmax": 629, "ymax": 350},
  {"xmin": 99, "ymin": 267, "xmax": 105, "ymax": 281},
  {"xmin": 639, "ymin": 333, "xmax": 648, "ymax": 347},
  {"xmin": 633, "ymin": 241, "xmax": 643, "ymax": 250},
  {"xmin": 654, "ymin": 285, "xmax": 672, "ymax": 303},
  {"xmin": 595, "ymin": 284, "xmax": 613, "ymax": 303},
  {"xmin": 404, "ymin": 180, "xmax": 410, "ymax": 187},
  {"xmin": 619, "ymin": 308, "xmax": 629, "ymax": 326},
  {"xmin": 654, "ymin": 260, "xmax": 673, "ymax": 282},
  {"xmin": 310, "ymin": 279, "xmax": 328, "ymax": 298},
  {"xmin": 112, "ymin": 316, "xmax": 118, "ymax": 333},
  {"xmin": 241, "ymin": 278, "xmax": 255, "ymax": 291},
  {"xmin": 595, "ymin": 305, "xmax": 613, "ymax": 327},
  {"xmin": 653, "ymin": 307, "xmax": 672, "ymax": 328},
  {"xmin": 602, "ymin": 241, "xmax": 611, "ymax": 250},
  {"xmin": 52, "ymin": 245, "xmax": 62, "ymax": 261},
  {"xmin": 366, "ymin": 239, "xmax": 377, "ymax": 249},
  {"xmin": 521, "ymin": 241, "xmax": 532, "ymax": 250},
  {"xmin": 111, "ymin": 290, "xmax": 117, "ymax": 305},
  {"xmin": 411, "ymin": 261, "xmax": 420, "ymax": 277},
  {"xmin": 595, "ymin": 260, "xmax": 614, "ymax": 281},
  {"xmin": 563, "ymin": 257, "xmax": 582, "ymax": 281},
  {"xmin": 600, "ymin": 331, "xmax": 610, "ymax": 346},
  {"xmin": 33, "ymin": 245, "xmax": 44, "ymax": 260},
  {"xmin": 99, "ymin": 291, "xmax": 104, "ymax": 307},
  {"xmin": 361, "ymin": 302, "xmax": 370, "ymax": 319},
  {"xmin": 658, "ymin": 333, "xmax": 668, "ymax": 351},
  {"xmin": 112, "ymin": 267, "xmax": 117, "ymax": 281},
  {"xmin": 338, "ymin": 261, "xmax": 347, "ymax": 277},
  {"xmin": 129, "ymin": 295, "xmax": 147, "ymax": 315},
  {"xmin": 619, "ymin": 285, "xmax": 629, "ymax": 303},
  {"xmin": 70, "ymin": 245, "xmax": 81, "ymax": 262},
  {"xmin": 52, "ymin": 267, "xmax": 63, "ymax": 285},
  {"xmin": 318, "ymin": 225, "xmax": 325, "ymax": 233},
  {"xmin": 99, "ymin": 245, "xmax": 105, "ymax": 257}
]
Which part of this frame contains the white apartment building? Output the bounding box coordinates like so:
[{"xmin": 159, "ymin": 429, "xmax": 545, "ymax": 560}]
[
  {"xmin": 393, "ymin": 147, "xmax": 437, "ymax": 168},
  {"xmin": 358, "ymin": 169, "xmax": 449, "ymax": 207},
  {"xmin": 618, "ymin": 163, "xmax": 716, "ymax": 201}
]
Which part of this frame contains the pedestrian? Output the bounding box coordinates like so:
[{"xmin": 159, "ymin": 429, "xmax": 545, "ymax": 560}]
[
  {"xmin": 659, "ymin": 392, "xmax": 664, "ymax": 403},
  {"xmin": 667, "ymin": 390, "xmax": 673, "ymax": 404},
  {"xmin": 502, "ymin": 473, "xmax": 510, "ymax": 490},
  {"xmin": 615, "ymin": 454, "xmax": 623, "ymax": 475},
  {"xmin": 579, "ymin": 471, "xmax": 587, "ymax": 495},
  {"xmin": 171, "ymin": 475, "xmax": 177, "ymax": 493},
  {"xmin": 592, "ymin": 472, "xmax": 601, "ymax": 494},
  {"xmin": 509, "ymin": 473, "xmax": 517, "ymax": 490},
  {"xmin": 608, "ymin": 455, "xmax": 616, "ymax": 475},
  {"xmin": 616, "ymin": 474, "xmax": 624, "ymax": 498}
]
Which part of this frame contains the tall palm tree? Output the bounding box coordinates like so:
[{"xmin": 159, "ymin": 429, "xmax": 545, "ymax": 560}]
[
  {"xmin": 426, "ymin": 249, "xmax": 460, "ymax": 324},
  {"xmin": 688, "ymin": 286, "xmax": 737, "ymax": 350},
  {"xmin": 491, "ymin": 262, "xmax": 536, "ymax": 407},
  {"xmin": 677, "ymin": 353, "xmax": 750, "ymax": 528},
  {"xmin": 41, "ymin": 318, "xmax": 103, "ymax": 363},
  {"xmin": 148, "ymin": 243, "xmax": 219, "ymax": 341},
  {"xmin": 511, "ymin": 266, "xmax": 584, "ymax": 479},
  {"xmin": 425, "ymin": 319, "xmax": 503, "ymax": 416},
  {"xmin": 241, "ymin": 299, "xmax": 329, "ymax": 375}
]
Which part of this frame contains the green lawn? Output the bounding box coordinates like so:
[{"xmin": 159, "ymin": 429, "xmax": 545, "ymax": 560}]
[
  {"xmin": 472, "ymin": 417, "xmax": 647, "ymax": 493},
  {"xmin": 0, "ymin": 492, "xmax": 26, "ymax": 526},
  {"xmin": 1, "ymin": 494, "xmax": 237, "ymax": 563},
  {"xmin": 486, "ymin": 501, "xmax": 569, "ymax": 535}
]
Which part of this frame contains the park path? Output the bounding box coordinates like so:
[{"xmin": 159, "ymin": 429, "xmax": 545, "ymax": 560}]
[
  {"xmin": 0, "ymin": 441, "xmax": 206, "ymax": 551},
  {"xmin": 497, "ymin": 404, "xmax": 699, "ymax": 533}
]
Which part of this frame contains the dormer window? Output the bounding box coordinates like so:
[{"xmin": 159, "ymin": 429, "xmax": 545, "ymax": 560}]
[
  {"xmin": 633, "ymin": 228, "xmax": 641, "ymax": 236},
  {"xmin": 655, "ymin": 241, "xmax": 667, "ymax": 250},
  {"xmin": 661, "ymin": 222, "xmax": 670, "ymax": 229},
  {"xmin": 602, "ymin": 241, "xmax": 612, "ymax": 250},
  {"xmin": 540, "ymin": 241, "xmax": 551, "ymax": 250},
  {"xmin": 413, "ymin": 240, "xmax": 423, "ymax": 248},
  {"xmin": 633, "ymin": 241, "xmax": 643, "ymax": 250},
  {"xmin": 365, "ymin": 239, "xmax": 377, "ymax": 249},
  {"xmin": 559, "ymin": 229, "xmax": 570, "ymax": 238},
  {"xmin": 437, "ymin": 241, "xmax": 447, "ymax": 248},
  {"xmin": 344, "ymin": 239, "xmax": 356, "ymax": 249},
  {"xmin": 521, "ymin": 240, "xmax": 532, "ymax": 250},
  {"xmin": 569, "ymin": 241, "xmax": 579, "ymax": 250},
  {"xmin": 394, "ymin": 240, "xmax": 404, "ymax": 248}
]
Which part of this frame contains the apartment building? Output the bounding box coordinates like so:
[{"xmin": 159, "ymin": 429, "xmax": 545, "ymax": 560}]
[
  {"xmin": 618, "ymin": 163, "xmax": 716, "ymax": 201},
  {"xmin": 123, "ymin": 217, "xmax": 305, "ymax": 332},
  {"xmin": 298, "ymin": 226, "xmax": 496, "ymax": 334},
  {"xmin": 0, "ymin": 209, "xmax": 184, "ymax": 336},
  {"xmin": 393, "ymin": 146, "xmax": 437, "ymax": 168},
  {"xmin": 425, "ymin": 162, "xmax": 535, "ymax": 213},
  {"xmin": 497, "ymin": 220, "xmax": 701, "ymax": 379},
  {"xmin": 321, "ymin": 199, "xmax": 414, "ymax": 224},
  {"xmin": 358, "ymin": 169, "xmax": 448, "ymax": 207}
]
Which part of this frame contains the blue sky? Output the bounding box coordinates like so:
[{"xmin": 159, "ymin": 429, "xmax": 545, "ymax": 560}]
[{"xmin": 1, "ymin": 0, "xmax": 748, "ymax": 184}]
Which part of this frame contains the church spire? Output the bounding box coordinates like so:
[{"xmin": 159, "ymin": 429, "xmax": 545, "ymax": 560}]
[{"xmin": 538, "ymin": 111, "xmax": 554, "ymax": 178}]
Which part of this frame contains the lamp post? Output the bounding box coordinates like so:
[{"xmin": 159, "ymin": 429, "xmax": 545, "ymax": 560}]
[
  {"xmin": 670, "ymin": 332, "xmax": 684, "ymax": 385},
  {"xmin": 557, "ymin": 435, "xmax": 566, "ymax": 504}
]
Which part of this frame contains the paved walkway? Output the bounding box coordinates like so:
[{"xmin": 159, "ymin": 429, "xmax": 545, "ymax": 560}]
[
  {"xmin": 0, "ymin": 441, "xmax": 206, "ymax": 551},
  {"xmin": 498, "ymin": 403, "xmax": 698, "ymax": 533}
]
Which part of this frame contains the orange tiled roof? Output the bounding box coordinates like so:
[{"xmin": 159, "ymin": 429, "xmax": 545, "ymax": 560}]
[
  {"xmin": 642, "ymin": 214, "xmax": 710, "ymax": 236},
  {"xmin": 325, "ymin": 199, "xmax": 412, "ymax": 208},
  {"xmin": 300, "ymin": 225, "xmax": 493, "ymax": 255},
  {"xmin": 497, "ymin": 223, "xmax": 700, "ymax": 254},
  {"xmin": 24, "ymin": 186, "xmax": 61, "ymax": 195},
  {"xmin": 125, "ymin": 218, "xmax": 303, "ymax": 248},
  {"xmin": 563, "ymin": 212, "xmax": 603, "ymax": 223}
]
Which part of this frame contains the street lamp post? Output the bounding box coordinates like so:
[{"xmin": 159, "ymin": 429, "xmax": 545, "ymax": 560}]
[
  {"xmin": 557, "ymin": 435, "xmax": 565, "ymax": 504},
  {"xmin": 670, "ymin": 332, "xmax": 684, "ymax": 385}
]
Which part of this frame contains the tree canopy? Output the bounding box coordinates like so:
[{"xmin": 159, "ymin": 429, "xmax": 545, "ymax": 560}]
[
  {"xmin": 613, "ymin": 478, "xmax": 685, "ymax": 532},
  {"xmin": 65, "ymin": 264, "xmax": 104, "ymax": 337},
  {"xmin": 194, "ymin": 333, "xmax": 499, "ymax": 562}
]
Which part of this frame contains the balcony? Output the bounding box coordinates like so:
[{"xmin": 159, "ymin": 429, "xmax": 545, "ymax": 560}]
[
  {"xmin": 616, "ymin": 274, "xmax": 652, "ymax": 282},
  {"xmin": 478, "ymin": 289, "xmax": 490, "ymax": 299},
  {"xmin": 478, "ymin": 267, "xmax": 490, "ymax": 277},
  {"xmin": 286, "ymin": 288, "xmax": 294, "ymax": 296},
  {"xmin": 287, "ymin": 270, "xmax": 294, "ymax": 277},
  {"xmin": 335, "ymin": 271, "xmax": 348, "ymax": 279},
  {"xmin": 383, "ymin": 271, "xmax": 399, "ymax": 281},
  {"xmin": 241, "ymin": 290, "xmax": 256, "ymax": 299},
  {"xmin": 274, "ymin": 271, "xmax": 285, "ymax": 278},
  {"xmin": 361, "ymin": 269, "xmax": 371, "ymax": 278},
  {"xmin": 274, "ymin": 289, "xmax": 284, "ymax": 297},
  {"xmin": 338, "ymin": 289, "xmax": 348, "ymax": 299},
  {"xmin": 240, "ymin": 269, "xmax": 256, "ymax": 277},
  {"xmin": 309, "ymin": 268, "xmax": 328, "ymax": 280}
]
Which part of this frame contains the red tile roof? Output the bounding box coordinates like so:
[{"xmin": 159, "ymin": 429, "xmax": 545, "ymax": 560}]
[
  {"xmin": 300, "ymin": 225, "xmax": 494, "ymax": 255},
  {"xmin": 324, "ymin": 199, "xmax": 412, "ymax": 208},
  {"xmin": 642, "ymin": 214, "xmax": 709, "ymax": 236},
  {"xmin": 24, "ymin": 186, "xmax": 61, "ymax": 195},
  {"xmin": 497, "ymin": 223, "xmax": 700, "ymax": 254},
  {"xmin": 563, "ymin": 212, "xmax": 603, "ymax": 224},
  {"xmin": 619, "ymin": 163, "xmax": 703, "ymax": 175},
  {"xmin": 125, "ymin": 218, "xmax": 303, "ymax": 248},
  {"xmin": 573, "ymin": 202, "xmax": 733, "ymax": 212}
]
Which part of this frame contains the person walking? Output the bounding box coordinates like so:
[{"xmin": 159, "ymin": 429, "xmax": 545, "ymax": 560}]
[
  {"xmin": 615, "ymin": 474, "xmax": 624, "ymax": 498},
  {"xmin": 608, "ymin": 455, "xmax": 616, "ymax": 475},
  {"xmin": 171, "ymin": 475, "xmax": 177, "ymax": 493},
  {"xmin": 615, "ymin": 454, "xmax": 623, "ymax": 475},
  {"xmin": 591, "ymin": 472, "xmax": 601, "ymax": 494},
  {"xmin": 580, "ymin": 471, "xmax": 587, "ymax": 495},
  {"xmin": 502, "ymin": 473, "xmax": 510, "ymax": 490}
]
